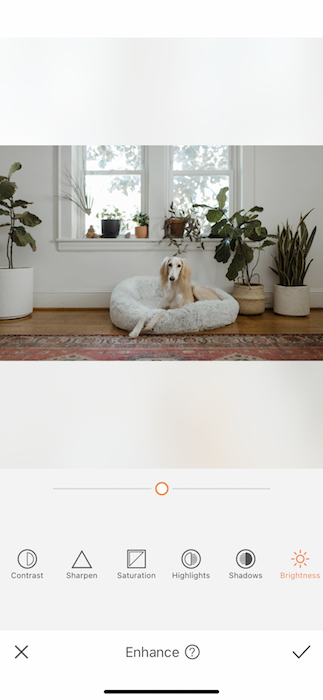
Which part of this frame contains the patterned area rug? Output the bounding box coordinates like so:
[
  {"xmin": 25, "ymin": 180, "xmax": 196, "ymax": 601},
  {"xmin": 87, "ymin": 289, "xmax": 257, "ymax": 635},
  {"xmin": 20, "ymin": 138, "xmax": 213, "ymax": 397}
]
[{"xmin": 0, "ymin": 334, "xmax": 323, "ymax": 360}]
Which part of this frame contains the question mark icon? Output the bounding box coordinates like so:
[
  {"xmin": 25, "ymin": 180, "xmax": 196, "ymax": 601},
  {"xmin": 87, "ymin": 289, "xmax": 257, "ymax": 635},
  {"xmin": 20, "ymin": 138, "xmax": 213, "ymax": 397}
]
[{"xmin": 185, "ymin": 644, "xmax": 200, "ymax": 659}]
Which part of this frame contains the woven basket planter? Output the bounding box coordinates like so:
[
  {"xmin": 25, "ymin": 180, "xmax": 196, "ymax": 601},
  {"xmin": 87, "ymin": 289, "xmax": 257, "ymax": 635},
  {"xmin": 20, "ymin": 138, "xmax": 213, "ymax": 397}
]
[{"xmin": 232, "ymin": 282, "xmax": 266, "ymax": 315}]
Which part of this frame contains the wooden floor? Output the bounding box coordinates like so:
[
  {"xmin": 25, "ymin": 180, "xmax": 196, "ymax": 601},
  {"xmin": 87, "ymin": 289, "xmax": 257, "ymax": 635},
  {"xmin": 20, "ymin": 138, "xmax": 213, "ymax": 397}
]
[{"xmin": 0, "ymin": 308, "xmax": 323, "ymax": 335}]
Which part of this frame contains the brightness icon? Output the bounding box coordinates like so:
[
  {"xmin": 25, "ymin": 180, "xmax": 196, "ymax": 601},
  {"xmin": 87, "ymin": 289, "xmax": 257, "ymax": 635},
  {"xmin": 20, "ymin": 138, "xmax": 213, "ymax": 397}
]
[{"xmin": 291, "ymin": 550, "xmax": 310, "ymax": 568}]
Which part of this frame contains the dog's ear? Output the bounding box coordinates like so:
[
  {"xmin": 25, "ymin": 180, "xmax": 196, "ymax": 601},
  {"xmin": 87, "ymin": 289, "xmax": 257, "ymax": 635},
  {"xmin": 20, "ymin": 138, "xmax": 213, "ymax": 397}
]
[
  {"xmin": 179, "ymin": 258, "xmax": 191, "ymax": 288},
  {"xmin": 160, "ymin": 257, "xmax": 169, "ymax": 288}
]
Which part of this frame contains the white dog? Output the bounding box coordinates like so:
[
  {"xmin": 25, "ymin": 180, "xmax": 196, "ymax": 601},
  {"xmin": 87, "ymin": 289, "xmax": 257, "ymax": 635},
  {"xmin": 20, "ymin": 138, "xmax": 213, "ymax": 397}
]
[{"xmin": 129, "ymin": 257, "xmax": 221, "ymax": 338}]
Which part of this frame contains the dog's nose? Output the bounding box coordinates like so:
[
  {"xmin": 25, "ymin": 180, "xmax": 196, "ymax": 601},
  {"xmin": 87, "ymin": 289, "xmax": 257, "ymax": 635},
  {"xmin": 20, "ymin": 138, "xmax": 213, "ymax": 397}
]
[{"xmin": 169, "ymin": 276, "xmax": 175, "ymax": 281}]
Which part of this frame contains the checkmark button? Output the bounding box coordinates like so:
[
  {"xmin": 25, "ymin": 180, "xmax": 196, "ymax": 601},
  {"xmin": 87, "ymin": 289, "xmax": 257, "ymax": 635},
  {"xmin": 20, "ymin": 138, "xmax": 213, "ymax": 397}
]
[
  {"xmin": 293, "ymin": 645, "xmax": 311, "ymax": 659},
  {"xmin": 127, "ymin": 550, "xmax": 146, "ymax": 569}
]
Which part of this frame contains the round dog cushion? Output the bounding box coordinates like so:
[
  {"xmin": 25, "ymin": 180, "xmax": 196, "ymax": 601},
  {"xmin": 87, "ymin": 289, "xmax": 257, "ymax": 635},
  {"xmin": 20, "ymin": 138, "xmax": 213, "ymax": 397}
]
[{"xmin": 110, "ymin": 276, "xmax": 239, "ymax": 334}]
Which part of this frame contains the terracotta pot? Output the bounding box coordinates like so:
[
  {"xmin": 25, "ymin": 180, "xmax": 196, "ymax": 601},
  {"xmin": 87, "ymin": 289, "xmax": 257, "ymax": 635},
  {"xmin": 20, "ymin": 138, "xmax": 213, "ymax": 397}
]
[
  {"xmin": 169, "ymin": 218, "xmax": 186, "ymax": 238},
  {"xmin": 0, "ymin": 267, "xmax": 34, "ymax": 319},
  {"xmin": 273, "ymin": 284, "xmax": 310, "ymax": 316},
  {"xmin": 135, "ymin": 225, "xmax": 148, "ymax": 239},
  {"xmin": 232, "ymin": 282, "xmax": 266, "ymax": 315}
]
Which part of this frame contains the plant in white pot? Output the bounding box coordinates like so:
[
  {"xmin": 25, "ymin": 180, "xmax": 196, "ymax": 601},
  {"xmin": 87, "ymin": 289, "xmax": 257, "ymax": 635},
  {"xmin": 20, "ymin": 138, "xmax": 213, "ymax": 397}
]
[
  {"xmin": 0, "ymin": 162, "xmax": 41, "ymax": 320},
  {"xmin": 270, "ymin": 211, "xmax": 317, "ymax": 316},
  {"xmin": 195, "ymin": 187, "xmax": 276, "ymax": 315}
]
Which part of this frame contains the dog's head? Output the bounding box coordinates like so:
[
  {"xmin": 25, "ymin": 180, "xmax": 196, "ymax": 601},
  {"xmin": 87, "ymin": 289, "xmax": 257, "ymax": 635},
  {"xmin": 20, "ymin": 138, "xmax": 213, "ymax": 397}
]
[{"xmin": 160, "ymin": 257, "xmax": 191, "ymax": 288}]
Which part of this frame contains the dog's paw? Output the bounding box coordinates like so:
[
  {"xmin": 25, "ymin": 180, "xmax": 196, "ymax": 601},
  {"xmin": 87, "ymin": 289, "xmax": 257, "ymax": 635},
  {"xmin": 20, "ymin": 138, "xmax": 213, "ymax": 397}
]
[{"xmin": 129, "ymin": 330, "xmax": 139, "ymax": 339}]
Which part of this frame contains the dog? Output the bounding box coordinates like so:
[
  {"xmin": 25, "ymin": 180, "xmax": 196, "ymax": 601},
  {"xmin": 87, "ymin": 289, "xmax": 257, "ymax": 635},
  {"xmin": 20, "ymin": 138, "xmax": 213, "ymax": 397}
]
[
  {"xmin": 129, "ymin": 257, "xmax": 221, "ymax": 338},
  {"xmin": 159, "ymin": 256, "xmax": 221, "ymax": 309}
]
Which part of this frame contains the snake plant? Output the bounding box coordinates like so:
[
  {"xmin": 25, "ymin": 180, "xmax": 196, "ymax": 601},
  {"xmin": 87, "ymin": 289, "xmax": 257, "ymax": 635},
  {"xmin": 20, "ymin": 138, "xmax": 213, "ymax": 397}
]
[{"xmin": 270, "ymin": 211, "xmax": 316, "ymax": 286}]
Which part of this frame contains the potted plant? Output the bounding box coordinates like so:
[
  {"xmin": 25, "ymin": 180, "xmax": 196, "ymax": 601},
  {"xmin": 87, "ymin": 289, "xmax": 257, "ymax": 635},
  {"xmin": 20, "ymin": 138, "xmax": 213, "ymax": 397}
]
[
  {"xmin": 132, "ymin": 211, "xmax": 149, "ymax": 238},
  {"xmin": 162, "ymin": 203, "xmax": 204, "ymax": 255},
  {"xmin": 270, "ymin": 211, "xmax": 316, "ymax": 316},
  {"xmin": 163, "ymin": 202, "xmax": 190, "ymax": 239},
  {"xmin": 0, "ymin": 163, "xmax": 41, "ymax": 320},
  {"xmin": 96, "ymin": 207, "xmax": 126, "ymax": 238},
  {"xmin": 195, "ymin": 187, "xmax": 275, "ymax": 315}
]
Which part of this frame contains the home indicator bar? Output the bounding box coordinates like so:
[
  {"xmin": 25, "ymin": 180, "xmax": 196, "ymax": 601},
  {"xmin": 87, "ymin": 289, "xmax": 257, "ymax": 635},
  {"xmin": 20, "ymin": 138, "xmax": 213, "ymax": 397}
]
[{"xmin": 103, "ymin": 692, "xmax": 220, "ymax": 696}]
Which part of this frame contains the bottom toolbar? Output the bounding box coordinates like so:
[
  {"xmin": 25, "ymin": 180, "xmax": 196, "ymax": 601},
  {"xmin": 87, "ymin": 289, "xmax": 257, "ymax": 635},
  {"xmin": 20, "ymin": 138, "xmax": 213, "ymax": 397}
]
[{"xmin": 0, "ymin": 630, "xmax": 319, "ymax": 700}]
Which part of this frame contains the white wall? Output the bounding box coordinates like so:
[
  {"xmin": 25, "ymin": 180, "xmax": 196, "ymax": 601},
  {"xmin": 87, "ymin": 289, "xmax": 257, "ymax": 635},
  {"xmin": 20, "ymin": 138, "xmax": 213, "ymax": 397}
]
[{"xmin": 0, "ymin": 145, "xmax": 322, "ymax": 307}]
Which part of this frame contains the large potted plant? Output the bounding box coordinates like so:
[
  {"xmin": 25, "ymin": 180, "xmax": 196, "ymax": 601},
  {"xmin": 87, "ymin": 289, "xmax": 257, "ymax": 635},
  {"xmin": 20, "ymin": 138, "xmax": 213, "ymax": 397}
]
[
  {"xmin": 0, "ymin": 163, "xmax": 41, "ymax": 320},
  {"xmin": 195, "ymin": 187, "xmax": 275, "ymax": 315},
  {"xmin": 270, "ymin": 211, "xmax": 316, "ymax": 316}
]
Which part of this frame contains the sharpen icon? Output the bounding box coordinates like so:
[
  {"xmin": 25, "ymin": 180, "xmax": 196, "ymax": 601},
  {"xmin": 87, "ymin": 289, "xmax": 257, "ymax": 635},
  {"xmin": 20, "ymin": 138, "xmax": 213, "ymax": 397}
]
[{"xmin": 127, "ymin": 550, "xmax": 146, "ymax": 569}]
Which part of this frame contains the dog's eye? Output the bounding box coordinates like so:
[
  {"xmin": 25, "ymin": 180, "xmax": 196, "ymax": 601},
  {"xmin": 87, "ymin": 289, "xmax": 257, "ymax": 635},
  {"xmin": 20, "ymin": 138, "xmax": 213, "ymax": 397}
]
[{"xmin": 177, "ymin": 265, "xmax": 181, "ymax": 267}]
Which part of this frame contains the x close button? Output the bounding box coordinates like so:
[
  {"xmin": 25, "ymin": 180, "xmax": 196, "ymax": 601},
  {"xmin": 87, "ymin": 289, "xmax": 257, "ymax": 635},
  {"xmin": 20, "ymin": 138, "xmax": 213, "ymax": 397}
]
[{"xmin": 15, "ymin": 645, "xmax": 28, "ymax": 659}]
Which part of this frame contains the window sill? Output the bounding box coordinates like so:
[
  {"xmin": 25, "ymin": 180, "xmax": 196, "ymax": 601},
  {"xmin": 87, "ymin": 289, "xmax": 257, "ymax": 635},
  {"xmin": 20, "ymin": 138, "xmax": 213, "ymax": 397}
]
[{"xmin": 57, "ymin": 238, "xmax": 217, "ymax": 252}]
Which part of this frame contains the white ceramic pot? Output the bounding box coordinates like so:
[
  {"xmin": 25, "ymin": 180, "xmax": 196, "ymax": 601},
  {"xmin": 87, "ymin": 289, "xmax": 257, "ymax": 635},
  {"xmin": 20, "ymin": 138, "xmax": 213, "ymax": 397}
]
[
  {"xmin": 0, "ymin": 267, "xmax": 34, "ymax": 320},
  {"xmin": 273, "ymin": 284, "xmax": 310, "ymax": 316}
]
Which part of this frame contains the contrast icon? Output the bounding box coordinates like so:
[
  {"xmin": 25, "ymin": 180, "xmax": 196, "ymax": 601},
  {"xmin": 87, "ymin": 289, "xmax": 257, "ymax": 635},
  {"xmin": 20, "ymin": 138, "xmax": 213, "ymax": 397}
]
[
  {"xmin": 185, "ymin": 644, "xmax": 200, "ymax": 659},
  {"xmin": 17, "ymin": 550, "xmax": 37, "ymax": 569},
  {"xmin": 127, "ymin": 550, "xmax": 146, "ymax": 569},
  {"xmin": 72, "ymin": 551, "xmax": 92, "ymax": 569},
  {"xmin": 291, "ymin": 550, "xmax": 309, "ymax": 568},
  {"xmin": 236, "ymin": 549, "xmax": 256, "ymax": 569},
  {"xmin": 181, "ymin": 550, "xmax": 201, "ymax": 569}
]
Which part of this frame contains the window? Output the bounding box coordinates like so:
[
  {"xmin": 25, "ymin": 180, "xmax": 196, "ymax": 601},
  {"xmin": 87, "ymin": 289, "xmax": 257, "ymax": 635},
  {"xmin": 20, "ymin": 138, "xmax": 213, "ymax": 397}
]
[
  {"xmin": 57, "ymin": 145, "xmax": 240, "ymax": 247},
  {"xmin": 84, "ymin": 145, "xmax": 146, "ymax": 235},
  {"xmin": 170, "ymin": 145, "xmax": 236, "ymax": 236}
]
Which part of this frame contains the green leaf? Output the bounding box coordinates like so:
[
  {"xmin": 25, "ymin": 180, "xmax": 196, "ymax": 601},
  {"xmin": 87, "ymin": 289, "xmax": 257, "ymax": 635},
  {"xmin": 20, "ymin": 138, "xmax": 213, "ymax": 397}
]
[
  {"xmin": 8, "ymin": 162, "xmax": 22, "ymax": 179},
  {"xmin": 240, "ymin": 241, "xmax": 254, "ymax": 264},
  {"xmin": 0, "ymin": 207, "xmax": 9, "ymax": 215},
  {"xmin": 12, "ymin": 199, "xmax": 32, "ymax": 209},
  {"xmin": 249, "ymin": 205, "xmax": 264, "ymax": 213},
  {"xmin": 0, "ymin": 222, "xmax": 10, "ymax": 227},
  {"xmin": 247, "ymin": 227, "xmax": 267, "ymax": 241},
  {"xmin": 216, "ymin": 187, "xmax": 229, "ymax": 209},
  {"xmin": 226, "ymin": 251, "xmax": 245, "ymax": 280},
  {"xmin": 14, "ymin": 211, "xmax": 42, "ymax": 227},
  {"xmin": 206, "ymin": 208, "xmax": 224, "ymax": 223},
  {"xmin": 214, "ymin": 238, "xmax": 232, "ymax": 263},
  {"xmin": 259, "ymin": 240, "xmax": 276, "ymax": 249},
  {"xmin": 0, "ymin": 180, "xmax": 17, "ymax": 201},
  {"xmin": 11, "ymin": 225, "xmax": 36, "ymax": 250},
  {"xmin": 209, "ymin": 220, "xmax": 227, "ymax": 237}
]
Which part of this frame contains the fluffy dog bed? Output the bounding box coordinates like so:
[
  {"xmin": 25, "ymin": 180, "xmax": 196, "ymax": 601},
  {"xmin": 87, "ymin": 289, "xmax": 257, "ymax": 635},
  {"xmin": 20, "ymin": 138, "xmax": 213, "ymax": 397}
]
[{"xmin": 110, "ymin": 276, "xmax": 239, "ymax": 334}]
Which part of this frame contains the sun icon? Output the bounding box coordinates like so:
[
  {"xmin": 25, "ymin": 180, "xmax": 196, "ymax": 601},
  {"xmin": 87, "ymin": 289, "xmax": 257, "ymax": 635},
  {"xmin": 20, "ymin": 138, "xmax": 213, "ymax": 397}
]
[{"xmin": 291, "ymin": 550, "xmax": 310, "ymax": 568}]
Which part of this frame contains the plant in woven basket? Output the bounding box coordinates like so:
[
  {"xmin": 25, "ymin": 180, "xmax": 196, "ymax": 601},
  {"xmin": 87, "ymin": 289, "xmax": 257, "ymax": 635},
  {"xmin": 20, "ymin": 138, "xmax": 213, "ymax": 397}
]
[
  {"xmin": 162, "ymin": 202, "xmax": 204, "ymax": 255},
  {"xmin": 0, "ymin": 162, "xmax": 42, "ymax": 269},
  {"xmin": 270, "ymin": 210, "xmax": 317, "ymax": 286},
  {"xmin": 194, "ymin": 187, "xmax": 275, "ymax": 284}
]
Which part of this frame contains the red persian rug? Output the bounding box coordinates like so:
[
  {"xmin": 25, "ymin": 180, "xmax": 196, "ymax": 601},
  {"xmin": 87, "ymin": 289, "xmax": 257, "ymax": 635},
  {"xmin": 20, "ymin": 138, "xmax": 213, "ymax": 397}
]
[{"xmin": 0, "ymin": 334, "xmax": 323, "ymax": 360}]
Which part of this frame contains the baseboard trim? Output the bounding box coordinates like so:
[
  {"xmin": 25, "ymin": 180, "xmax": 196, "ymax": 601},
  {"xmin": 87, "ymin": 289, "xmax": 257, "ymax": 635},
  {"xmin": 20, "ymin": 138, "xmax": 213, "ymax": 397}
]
[{"xmin": 33, "ymin": 289, "xmax": 323, "ymax": 309}]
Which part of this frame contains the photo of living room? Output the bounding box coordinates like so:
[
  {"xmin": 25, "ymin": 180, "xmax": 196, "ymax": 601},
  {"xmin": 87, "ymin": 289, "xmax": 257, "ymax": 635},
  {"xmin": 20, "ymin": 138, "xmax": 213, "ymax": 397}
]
[{"xmin": 0, "ymin": 144, "xmax": 322, "ymax": 360}]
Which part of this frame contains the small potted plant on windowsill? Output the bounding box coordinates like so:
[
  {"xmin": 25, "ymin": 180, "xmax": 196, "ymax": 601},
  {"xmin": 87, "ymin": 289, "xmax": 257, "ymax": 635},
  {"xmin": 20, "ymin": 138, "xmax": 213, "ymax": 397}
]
[
  {"xmin": 163, "ymin": 202, "xmax": 189, "ymax": 239},
  {"xmin": 270, "ymin": 210, "xmax": 317, "ymax": 316},
  {"xmin": 132, "ymin": 211, "xmax": 149, "ymax": 238},
  {"xmin": 195, "ymin": 187, "xmax": 276, "ymax": 315},
  {"xmin": 162, "ymin": 203, "xmax": 204, "ymax": 255},
  {"xmin": 96, "ymin": 207, "xmax": 127, "ymax": 238},
  {"xmin": 0, "ymin": 163, "xmax": 42, "ymax": 320}
]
